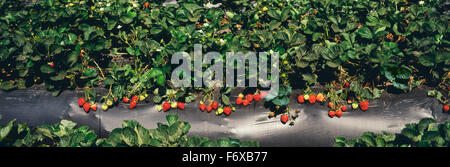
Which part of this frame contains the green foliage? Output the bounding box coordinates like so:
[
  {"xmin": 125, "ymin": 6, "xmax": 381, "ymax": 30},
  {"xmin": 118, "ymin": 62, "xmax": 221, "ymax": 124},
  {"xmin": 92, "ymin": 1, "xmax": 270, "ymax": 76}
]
[
  {"xmin": 0, "ymin": 114, "xmax": 258, "ymax": 147},
  {"xmin": 334, "ymin": 118, "xmax": 450, "ymax": 147}
]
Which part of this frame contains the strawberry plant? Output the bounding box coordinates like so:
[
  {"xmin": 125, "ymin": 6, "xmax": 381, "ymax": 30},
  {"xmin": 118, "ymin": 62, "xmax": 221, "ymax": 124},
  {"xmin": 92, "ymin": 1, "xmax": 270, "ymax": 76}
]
[
  {"xmin": 0, "ymin": 114, "xmax": 258, "ymax": 147},
  {"xmin": 334, "ymin": 118, "xmax": 450, "ymax": 147}
]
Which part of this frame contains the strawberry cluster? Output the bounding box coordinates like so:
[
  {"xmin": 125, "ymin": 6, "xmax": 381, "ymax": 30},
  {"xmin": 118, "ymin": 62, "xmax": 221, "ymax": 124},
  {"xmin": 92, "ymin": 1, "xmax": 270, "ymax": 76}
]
[
  {"xmin": 199, "ymin": 101, "xmax": 233, "ymax": 116},
  {"xmin": 78, "ymin": 97, "xmax": 97, "ymax": 113},
  {"xmin": 236, "ymin": 91, "xmax": 266, "ymax": 107},
  {"xmin": 297, "ymin": 93, "xmax": 325, "ymax": 104},
  {"xmin": 157, "ymin": 101, "xmax": 185, "ymax": 112}
]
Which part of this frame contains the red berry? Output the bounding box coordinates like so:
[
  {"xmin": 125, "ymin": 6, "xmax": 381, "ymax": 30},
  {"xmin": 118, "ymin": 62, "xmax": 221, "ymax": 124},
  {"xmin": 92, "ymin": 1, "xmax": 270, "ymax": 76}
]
[
  {"xmin": 163, "ymin": 102, "xmax": 171, "ymax": 112},
  {"xmin": 360, "ymin": 101, "xmax": 369, "ymax": 111},
  {"xmin": 328, "ymin": 102, "xmax": 334, "ymax": 109},
  {"xmin": 130, "ymin": 101, "xmax": 137, "ymax": 109},
  {"xmin": 328, "ymin": 111, "xmax": 336, "ymax": 118},
  {"xmin": 242, "ymin": 99, "xmax": 249, "ymax": 106},
  {"xmin": 336, "ymin": 110, "xmax": 343, "ymax": 118},
  {"xmin": 200, "ymin": 103, "xmax": 206, "ymax": 111},
  {"xmin": 269, "ymin": 112, "xmax": 275, "ymax": 117},
  {"xmin": 211, "ymin": 101, "xmax": 219, "ymax": 110},
  {"xmin": 247, "ymin": 94, "xmax": 253, "ymax": 102},
  {"xmin": 144, "ymin": 2, "xmax": 149, "ymax": 8},
  {"xmin": 123, "ymin": 97, "xmax": 130, "ymax": 103},
  {"xmin": 309, "ymin": 94, "xmax": 317, "ymax": 104},
  {"xmin": 78, "ymin": 97, "xmax": 86, "ymax": 107},
  {"xmin": 49, "ymin": 62, "xmax": 55, "ymax": 67},
  {"xmin": 444, "ymin": 105, "xmax": 449, "ymax": 112},
  {"xmin": 83, "ymin": 103, "xmax": 91, "ymax": 113},
  {"xmin": 223, "ymin": 107, "xmax": 232, "ymax": 116},
  {"xmin": 297, "ymin": 95, "xmax": 305, "ymax": 103},
  {"xmin": 132, "ymin": 96, "xmax": 138, "ymax": 102},
  {"xmin": 254, "ymin": 94, "xmax": 261, "ymax": 102},
  {"xmin": 236, "ymin": 97, "xmax": 243, "ymax": 105},
  {"xmin": 91, "ymin": 103, "xmax": 97, "ymax": 111},
  {"xmin": 177, "ymin": 102, "xmax": 185, "ymax": 110},
  {"xmin": 206, "ymin": 105, "xmax": 213, "ymax": 112},
  {"xmin": 280, "ymin": 115, "xmax": 289, "ymax": 124},
  {"xmin": 341, "ymin": 105, "xmax": 347, "ymax": 112},
  {"xmin": 343, "ymin": 81, "xmax": 350, "ymax": 88}
]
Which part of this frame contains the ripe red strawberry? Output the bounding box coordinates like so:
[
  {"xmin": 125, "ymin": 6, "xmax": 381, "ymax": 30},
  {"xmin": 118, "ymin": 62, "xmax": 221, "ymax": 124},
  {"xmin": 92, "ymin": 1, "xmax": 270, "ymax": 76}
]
[
  {"xmin": 309, "ymin": 94, "xmax": 317, "ymax": 104},
  {"xmin": 177, "ymin": 102, "xmax": 185, "ymax": 110},
  {"xmin": 254, "ymin": 94, "xmax": 261, "ymax": 102},
  {"xmin": 328, "ymin": 102, "xmax": 334, "ymax": 109},
  {"xmin": 297, "ymin": 94, "xmax": 305, "ymax": 103},
  {"xmin": 123, "ymin": 97, "xmax": 130, "ymax": 103},
  {"xmin": 211, "ymin": 101, "xmax": 219, "ymax": 110},
  {"xmin": 206, "ymin": 105, "xmax": 213, "ymax": 112},
  {"xmin": 163, "ymin": 102, "xmax": 170, "ymax": 112},
  {"xmin": 242, "ymin": 99, "xmax": 249, "ymax": 106},
  {"xmin": 91, "ymin": 103, "xmax": 97, "ymax": 111},
  {"xmin": 78, "ymin": 97, "xmax": 86, "ymax": 107},
  {"xmin": 443, "ymin": 105, "xmax": 449, "ymax": 112},
  {"xmin": 280, "ymin": 115, "xmax": 289, "ymax": 124},
  {"xmin": 144, "ymin": 2, "xmax": 149, "ymax": 8},
  {"xmin": 223, "ymin": 107, "xmax": 232, "ymax": 116},
  {"xmin": 130, "ymin": 100, "xmax": 137, "ymax": 109},
  {"xmin": 83, "ymin": 103, "xmax": 91, "ymax": 113},
  {"xmin": 132, "ymin": 96, "xmax": 138, "ymax": 102},
  {"xmin": 343, "ymin": 81, "xmax": 350, "ymax": 88},
  {"xmin": 360, "ymin": 101, "xmax": 369, "ymax": 111},
  {"xmin": 336, "ymin": 110, "xmax": 343, "ymax": 118},
  {"xmin": 200, "ymin": 103, "xmax": 206, "ymax": 111},
  {"xmin": 328, "ymin": 111, "xmax": 336, "ymax": 118},
  {"xmin": 260, "ymin": 91, "xmax": 268, "ymax": 98},
  {"xmin": 341, "ymin": 105, "xmax": 347, "ymax": 112},
  {"xmin": 247, "ymin": 94, "xmax": 254, "ymax": 102},
  {"xmin": 236, "ymin": 97, "xmax": 243, "ymax": 105}
]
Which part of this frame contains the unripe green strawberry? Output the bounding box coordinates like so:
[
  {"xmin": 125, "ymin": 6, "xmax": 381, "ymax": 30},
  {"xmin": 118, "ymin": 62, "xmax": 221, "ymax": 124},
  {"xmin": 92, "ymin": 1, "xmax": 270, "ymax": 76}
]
[
  {"xmin": 157, "ymin": 105, "xmax": 163, "ymax": 112},
  {"xmin": 102, "ymin": 103, "xmax": 108, "ymax": 111},
  {"xmin": 304, "ymin": 94, "xmax": 309, "ymax": 100},
  {"xmin": 352, "ymin": 103, "xmax": 358, "ymax": 109},
  {"xmin": 106, "ymin": 99, "xmax": 113, "ymax": 106},
  {"xmin": 171, "ymin": 102, "xmax": 177, "ymax": 108}
]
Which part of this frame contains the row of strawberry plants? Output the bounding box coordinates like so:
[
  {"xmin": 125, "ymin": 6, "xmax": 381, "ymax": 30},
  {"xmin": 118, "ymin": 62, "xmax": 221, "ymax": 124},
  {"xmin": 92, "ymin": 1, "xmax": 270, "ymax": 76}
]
[
  {"xmin": 0, "ymin": 114, "xmax": 259, "ymax": 147},
  {"xmin": 334, "ymin": 118, "xmax": 450, "ymax": 147},
  {"xmin": 0, "ymin": 0, "xmax": 448, "ymax": 118}
]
